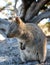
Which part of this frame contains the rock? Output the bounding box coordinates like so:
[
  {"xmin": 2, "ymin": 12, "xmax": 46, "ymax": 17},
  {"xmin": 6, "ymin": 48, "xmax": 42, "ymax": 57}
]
[
  {"xmin": 0, "ymin": 18, "xmax": 10, "ymax": 35},
  {"xmin": 0, "ymin": 38, "xmax": 20, "ymax": 65},
  {"xmin": 0, "ymin": 30, "xmax": 7, "ymax": 41}
]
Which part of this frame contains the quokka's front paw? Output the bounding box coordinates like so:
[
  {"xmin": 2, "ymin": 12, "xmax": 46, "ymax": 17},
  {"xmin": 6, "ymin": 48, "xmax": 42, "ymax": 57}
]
[
  {"xmin": 20, "ymin": 56, "xmax": 26, "ymax": 62},
  {"xmin": 20, "ymin": 52, "xmax": 26, "ymax": 63}
]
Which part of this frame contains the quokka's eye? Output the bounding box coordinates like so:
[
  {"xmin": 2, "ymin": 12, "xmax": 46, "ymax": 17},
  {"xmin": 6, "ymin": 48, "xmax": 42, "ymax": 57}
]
[{"xmin": 21, "ymin": 33, "xmax": 28, "ymax": 40}]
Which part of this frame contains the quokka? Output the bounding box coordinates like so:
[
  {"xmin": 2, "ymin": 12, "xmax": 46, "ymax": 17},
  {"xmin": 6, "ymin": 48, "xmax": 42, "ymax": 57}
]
[{"xmin": 7, "ymin": 17, "xmax": 47, "ymax": 63}]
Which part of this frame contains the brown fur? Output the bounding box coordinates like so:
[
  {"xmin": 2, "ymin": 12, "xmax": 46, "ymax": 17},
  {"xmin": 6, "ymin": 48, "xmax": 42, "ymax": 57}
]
[{"xmin": 7, "ymin": 17, "xmax": 47, "ymax": 63}]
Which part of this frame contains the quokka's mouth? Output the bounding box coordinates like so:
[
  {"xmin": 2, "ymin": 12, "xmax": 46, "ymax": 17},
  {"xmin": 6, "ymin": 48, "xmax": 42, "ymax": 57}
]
[{"xmin": 7, "ymin": 34, "xmax": 15, "ymax": 38}]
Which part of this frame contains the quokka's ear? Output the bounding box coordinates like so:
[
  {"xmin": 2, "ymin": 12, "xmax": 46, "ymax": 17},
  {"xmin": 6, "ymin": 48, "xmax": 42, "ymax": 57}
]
[
  {"xmin": 15, "ymin": 17, "xmax": 26, "ymax": 28},
  {"xmin": 15, "ymin": 17, "xmax": 21, "ymax": 24}
]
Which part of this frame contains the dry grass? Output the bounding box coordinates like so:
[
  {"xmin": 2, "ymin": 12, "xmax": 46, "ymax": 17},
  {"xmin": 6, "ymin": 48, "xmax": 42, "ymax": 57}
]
[{"xmin": 38, "ymin": 22, "xmax": 50, "ymax": 36}]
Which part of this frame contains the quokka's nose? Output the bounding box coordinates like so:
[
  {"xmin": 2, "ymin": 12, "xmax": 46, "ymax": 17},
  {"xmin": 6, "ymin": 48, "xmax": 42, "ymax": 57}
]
[
  {"xmin": 20, "ymin": 42, "xmax": 25, "ymax": 50},
  {"xmin": 7, "ymin": 33, "xmax": 12, "ymax": 38},
  {"xmin": 7, "ymin": 34, "xmax": 10, "ymax": 38}
]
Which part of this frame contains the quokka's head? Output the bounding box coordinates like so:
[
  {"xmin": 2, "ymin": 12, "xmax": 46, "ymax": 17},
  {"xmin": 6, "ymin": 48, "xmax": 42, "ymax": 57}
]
[
  {"xmin": 7, "ymin": 17, "xmax": 26, "ymax": 38},
  {"xmin": 7, "ymin": 17, "xmax": 33, "ymax": 50}
]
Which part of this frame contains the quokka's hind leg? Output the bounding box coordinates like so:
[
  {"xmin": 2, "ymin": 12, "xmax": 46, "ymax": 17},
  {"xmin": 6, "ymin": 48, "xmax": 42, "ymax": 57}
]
[{"xmin": 38, "ymin": 39, "xmax": 47, "ymax": 63}]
